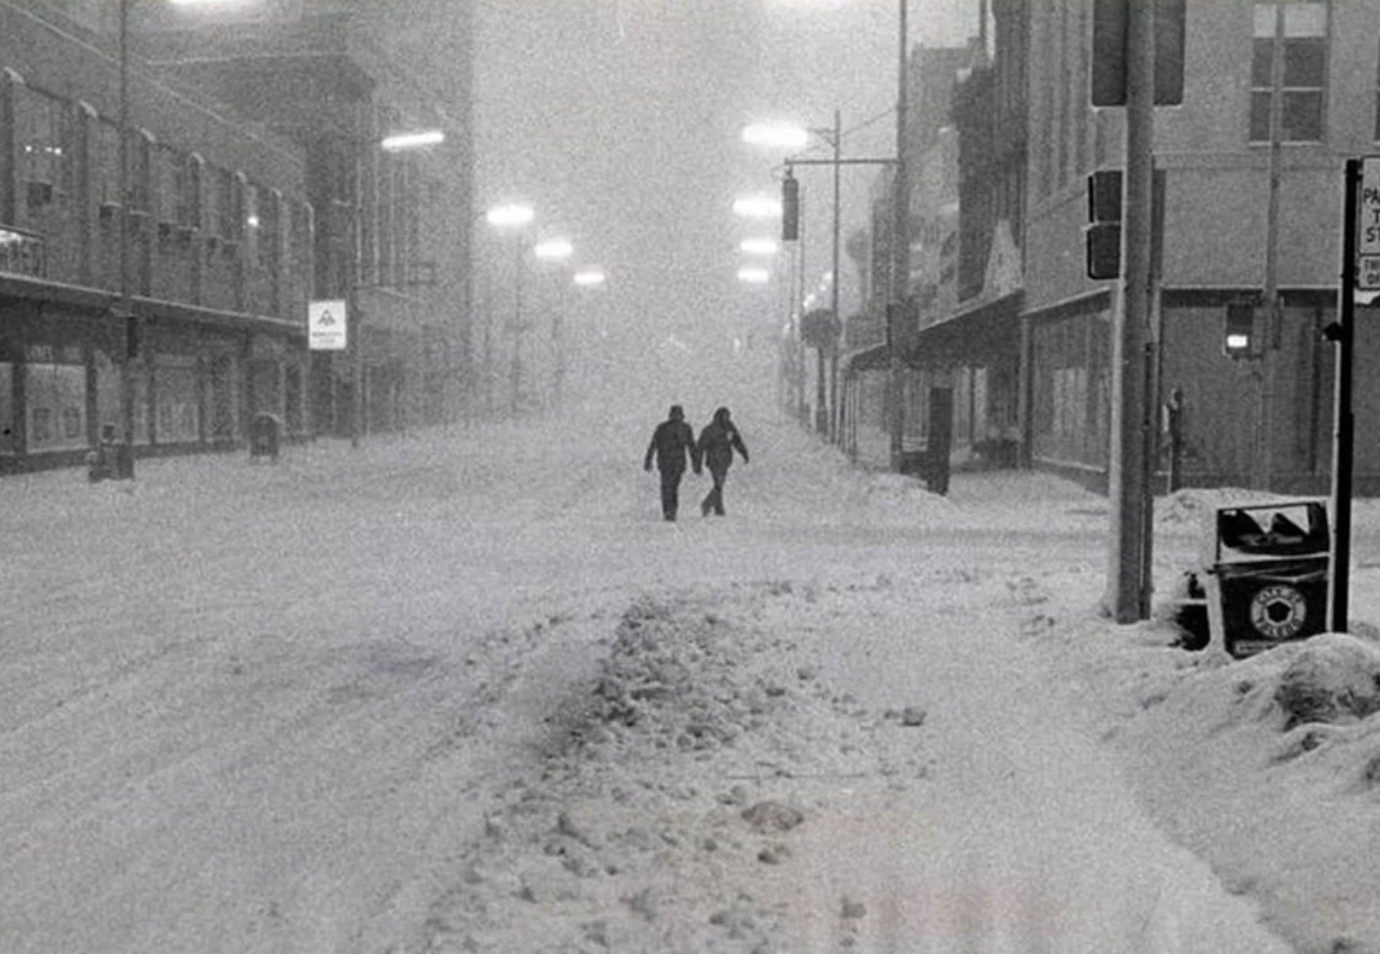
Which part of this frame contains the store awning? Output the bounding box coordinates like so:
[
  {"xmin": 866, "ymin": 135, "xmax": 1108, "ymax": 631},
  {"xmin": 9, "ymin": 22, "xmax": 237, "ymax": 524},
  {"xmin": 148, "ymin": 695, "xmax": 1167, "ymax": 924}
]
[{"xmin": 904, "ymin": 291, "xmax": 1023, "ymax": 368}]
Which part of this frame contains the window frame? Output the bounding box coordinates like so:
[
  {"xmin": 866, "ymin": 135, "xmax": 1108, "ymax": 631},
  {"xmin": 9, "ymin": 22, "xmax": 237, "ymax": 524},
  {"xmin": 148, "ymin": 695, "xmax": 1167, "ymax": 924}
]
[{"xmin": 1250, "ymin": 1, "xmax": 1330, "ymax": 144}]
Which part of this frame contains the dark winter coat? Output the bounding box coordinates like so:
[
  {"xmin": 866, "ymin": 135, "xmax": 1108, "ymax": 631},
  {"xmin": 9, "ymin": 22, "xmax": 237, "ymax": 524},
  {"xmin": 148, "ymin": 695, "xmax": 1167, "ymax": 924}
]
[
  {"xmin": 696, "ymin": 411, "xmax": 748, "ymax": 474},
  {"xmin": 645, "ymin": 419, "xmax": 698, "ymax": 474}
]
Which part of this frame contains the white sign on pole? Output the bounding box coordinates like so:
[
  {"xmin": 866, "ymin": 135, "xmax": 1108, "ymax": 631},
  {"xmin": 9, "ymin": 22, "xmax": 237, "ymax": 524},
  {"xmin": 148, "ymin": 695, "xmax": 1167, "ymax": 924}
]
[
  {"xmin": 1357, "ymin": 157, "xmax": 1380, "ymax": 290},
  {"xmin": 308, "ymin": 299, "xmax": 348, "ymax": 351}
]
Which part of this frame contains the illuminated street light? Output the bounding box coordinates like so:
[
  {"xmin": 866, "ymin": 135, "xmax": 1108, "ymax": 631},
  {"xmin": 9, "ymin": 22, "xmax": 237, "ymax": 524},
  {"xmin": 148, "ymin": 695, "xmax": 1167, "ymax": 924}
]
[
  {"xmin": 486, "ymin": 203, "xmax": 535, "ymax": 228},
  {"xmin": 732, "ymin": 195, "xmax": 782, "ymax": 219},
  {"xmin": 380, "ymin": 129, "xmax": 445, "ymax": 151},
  {"xmin": 533, "ymin": 238, "xmax": 574, "ymax": 261},
  {"xmin": 742, "ymin": 122, "xmax": 810, "ymax": 150},
  {"xmin": 573, "ymin": 269, "xmax": 606, "ymax": 287},
  {"xmin": 486, "ymin": 202, "xmax": 537, "ymax": 415},
  {"xmin": 738, "ymin": 266, "xmax": 771, "ymax": 284},
  {"xmin": 739, "ymin": 237, "xmax": 779, "ymax": 256}
]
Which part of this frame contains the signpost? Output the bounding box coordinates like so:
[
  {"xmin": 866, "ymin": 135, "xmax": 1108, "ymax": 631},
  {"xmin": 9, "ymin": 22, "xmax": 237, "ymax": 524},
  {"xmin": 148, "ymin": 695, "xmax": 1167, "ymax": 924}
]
[
  {"xmin": 1328, "ymin": 158, "xmax": 1373, "ymax": 633},
  {"xmin": 309, "ymin": 299, "xmax": 348, "ymax": 352}
]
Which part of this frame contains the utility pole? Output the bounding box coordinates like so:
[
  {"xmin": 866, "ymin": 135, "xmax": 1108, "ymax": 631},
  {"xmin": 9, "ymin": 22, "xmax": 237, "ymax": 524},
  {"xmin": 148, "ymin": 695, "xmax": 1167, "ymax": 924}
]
[
  {"xmin": 510, "ymin": 235, "xmax": 524, "ymax": 417},
  {"xmin": 1106, "ymin": 0, "xmax": 1156, "ymax": 622},
  {"xmin": 117, "ymin": 0, "xmax": 137, "ymax": 478},
  {"xmin": 888, "ymin": 0, "xmax": 911, "ymax": 473},
  {"xmin": 1256, "ymin": 4, "xmax": 1287, "ymax": 489},
  {"xmin": 829, "ymin": 108, "xmax": 842, "ymax": 442}
]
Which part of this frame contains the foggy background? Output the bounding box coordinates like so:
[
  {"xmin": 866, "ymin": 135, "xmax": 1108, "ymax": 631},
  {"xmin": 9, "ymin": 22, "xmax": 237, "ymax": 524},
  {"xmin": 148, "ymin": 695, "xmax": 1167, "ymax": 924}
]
[{"xmin": 471, "ymin": 0, "xmax": 980, "ymax": 414}]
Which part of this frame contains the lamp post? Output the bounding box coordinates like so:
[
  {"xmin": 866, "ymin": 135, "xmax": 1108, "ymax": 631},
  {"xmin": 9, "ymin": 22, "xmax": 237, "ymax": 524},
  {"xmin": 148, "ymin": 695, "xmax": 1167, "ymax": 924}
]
[
  {"xmin": 532, "ymin": 237, "xmax": 574, "ymax": 412},
  {"xmin": 349, "ymin": 128, "xmax": 446, "ymax": 449},
  {"xmin": 570, "ymin": 267, "xmax": 605, "ymax": 408},
  {"xmin": 486, "ymin": 202, "xmax": 535, "ymax": 416},
  {"xmin": 743, "ymin": 111, "xmax": 856, "ymax": 439},
  {"xmin": 758, "ymin": 0, "xmax": 910, "ymax": 466},
  {"xmin": 888, "ymin": 0, "xmax": 911, "ymax": 474},
  {"xmin": 116, "ymin": 0, "xmax": 136, "ymax": 478},
  {"xmin": 114, "ymin": 0, "xmax": 231, "ymax": 477}
]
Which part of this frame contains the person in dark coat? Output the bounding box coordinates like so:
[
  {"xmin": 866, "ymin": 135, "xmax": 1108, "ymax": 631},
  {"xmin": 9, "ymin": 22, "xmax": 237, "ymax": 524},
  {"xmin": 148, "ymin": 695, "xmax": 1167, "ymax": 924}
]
[
  {"xmin": 644, "ymin": 404, "xmax": 700, "ymax": 521},
  {"xmin": 696, "ymin": 406, "xmax": 749, "ymax": 517}
]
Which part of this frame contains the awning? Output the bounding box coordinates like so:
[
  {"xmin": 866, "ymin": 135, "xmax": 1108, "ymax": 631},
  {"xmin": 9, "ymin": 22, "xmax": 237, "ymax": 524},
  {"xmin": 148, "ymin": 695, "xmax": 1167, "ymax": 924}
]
[
  {"xmin": 904, "ymin": 291, "xmax": 1023, "ymax": 368},
  {"xmin": 841, "ymin": 291, "xmax": 1024, "ymax": 375}
]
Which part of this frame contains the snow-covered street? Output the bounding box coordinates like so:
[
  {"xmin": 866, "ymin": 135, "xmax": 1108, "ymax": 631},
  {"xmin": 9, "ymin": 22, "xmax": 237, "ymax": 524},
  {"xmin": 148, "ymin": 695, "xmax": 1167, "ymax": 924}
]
[{"xmin": 3, "ymin": 379, "xmax": 1379, "ymax": 953}]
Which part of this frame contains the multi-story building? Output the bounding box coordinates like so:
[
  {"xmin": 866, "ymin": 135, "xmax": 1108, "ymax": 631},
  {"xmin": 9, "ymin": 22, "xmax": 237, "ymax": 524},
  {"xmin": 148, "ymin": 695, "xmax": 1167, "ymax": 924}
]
[
  {"xmin": 864, "ymin": 0, "xmax": 1380, "ymax": 494},
  {"xmin": 1022, "ymin": 0, "xmax": 1380, "ymax": 493},
  {"xmin": 0, "ymin": 0, "xmax": 473, "ymax": 475},
  {"xmin": 0, "ymin": 0, "xmax": 313, "ymax": 473},
  {"xmin": 144, "ymin": 0, "xmax": 474, "ymax": 441}
]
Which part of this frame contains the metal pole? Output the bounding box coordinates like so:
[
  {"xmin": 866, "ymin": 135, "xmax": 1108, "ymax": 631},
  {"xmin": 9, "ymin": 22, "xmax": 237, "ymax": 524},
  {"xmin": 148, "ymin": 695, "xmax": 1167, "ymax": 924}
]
[
  {"xmin": 828, "ymin": 108, "xmax": 842, "ymax": 440},
  {"xmin": 1256, "ymin": 5, "xmax": 1287, "ymax": 489},
  {"xmin": 888, "ymin": 0, "xmax": 910, "ymax": 472},
  {"xmin": 796, "ymin": 197, "xmax": 807, "ymax": 423},
  {"xmin": 117, "ymin": 0, "xmax": 137, "ymax": 478},
  {"xmin": 1328, "ymin": 159, "xmax": 1358, "ymax": 633},
  {"xmin": 510, "ymin": 234, "xmax": 523, "ymax": 416},
  {"xmin": 552, "ymin": 307, "xmax": 564, "ymax": 411},
  {"xmin": 1106, "ymin": 0, "xmax": 1156, "ymax": 622},
  {"xmin": 350, "ymin": 140, "xmax": 363, "ymax": 449}
]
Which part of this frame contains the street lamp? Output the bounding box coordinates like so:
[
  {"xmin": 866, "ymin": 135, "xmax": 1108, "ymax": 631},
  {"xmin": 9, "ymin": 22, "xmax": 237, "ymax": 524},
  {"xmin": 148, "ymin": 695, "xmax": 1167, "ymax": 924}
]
[
  {"xmin": 485, "ymin": 202, "xmax": 535, "ymax": 416},
  {"xmin": 533, "ymin": 237, "xmax": 574, "ymax": 411},
  {"xmin": 732, "ymin": 195, "xmax": 783, "ymax": 220},
  {"xmin": 349, "ymin": 127, "xmax": 445, "ymax": 448},
  {"xmin": 740, "ymin": 237, "xmax": 780, "ymax": 256},
  {"xmin": 114, "ymin": 0, "xmax": 238, "ymax": 478},
  {"xmin": 742, "ymin": 112, "xmax": 845, "ymax": 436},
  {"xmin": 763, "ymin": 0, "xmax": 910, "ymax": 465}
]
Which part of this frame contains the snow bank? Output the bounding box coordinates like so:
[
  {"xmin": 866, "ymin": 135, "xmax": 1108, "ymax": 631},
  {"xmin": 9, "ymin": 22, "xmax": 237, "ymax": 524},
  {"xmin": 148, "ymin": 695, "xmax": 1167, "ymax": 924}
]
[
  {"xmin": 1038, "ymin": 620, "xmax": 1380, "ymax": 954},
  {"xmin": 418, "ymin": 589, "xmax": 904, "ymax": 953}
]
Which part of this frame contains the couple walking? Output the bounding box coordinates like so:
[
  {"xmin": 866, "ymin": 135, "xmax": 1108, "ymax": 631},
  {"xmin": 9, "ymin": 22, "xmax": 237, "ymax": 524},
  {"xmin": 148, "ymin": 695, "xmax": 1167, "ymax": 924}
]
[{"xmin": 643, "ymin": 405, "xmax": 750, "ymax": 521}]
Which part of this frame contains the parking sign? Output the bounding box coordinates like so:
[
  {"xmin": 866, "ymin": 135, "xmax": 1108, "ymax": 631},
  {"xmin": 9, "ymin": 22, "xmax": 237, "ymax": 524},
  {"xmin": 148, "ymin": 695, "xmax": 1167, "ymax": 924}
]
[{"xmin": 1358, "ymin": 158, "xmax": 1380, "ymax": 289}]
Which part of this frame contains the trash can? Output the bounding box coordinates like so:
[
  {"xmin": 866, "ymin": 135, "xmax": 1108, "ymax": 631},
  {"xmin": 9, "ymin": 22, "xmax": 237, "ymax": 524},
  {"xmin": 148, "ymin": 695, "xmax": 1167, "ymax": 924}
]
[
  {"xmin": 86, "ymin": 424, "xmax": 122, "ymax": 482},
  {"xmin": 248, "ymin": 413, "xmax": 281, "ymax": 463},
  {"xmin": 1198, "ymin": 500, "xmax": 1330, "ymax": 658}
]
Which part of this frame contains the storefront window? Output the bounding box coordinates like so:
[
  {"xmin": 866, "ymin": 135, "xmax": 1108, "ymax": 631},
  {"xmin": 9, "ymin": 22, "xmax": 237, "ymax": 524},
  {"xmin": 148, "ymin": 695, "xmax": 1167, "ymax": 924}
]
[
  {"xmin": 208, "ymin": 353, "xmax": 238, "ymax": 441},
  {"xmin": 154, "ymin": 355, "xmax": 200, "ymax": 444},
  {"xmin": 25, "ymin": 363, "xmax": 86, "ymax": 452}
]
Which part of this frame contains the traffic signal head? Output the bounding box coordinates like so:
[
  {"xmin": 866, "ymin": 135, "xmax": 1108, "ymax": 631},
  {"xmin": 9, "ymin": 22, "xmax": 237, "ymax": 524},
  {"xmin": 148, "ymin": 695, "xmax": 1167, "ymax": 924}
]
[
  {"xmin": 1085, "ymin": 169, "xmax": 1122, "ymax": 280},
  {"xmin": 1224, "ymin": 302, "xmax": 1256, "ymax": 359},
  {"xmin": 781, "ymin": 172, "xmax": 799, "ymax": 242}
]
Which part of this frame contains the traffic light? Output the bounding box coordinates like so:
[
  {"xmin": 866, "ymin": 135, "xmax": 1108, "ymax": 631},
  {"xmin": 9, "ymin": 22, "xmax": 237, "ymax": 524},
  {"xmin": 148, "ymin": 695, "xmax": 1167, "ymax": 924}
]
[
  {"xmin": 1224, "ymin": 302, "xmax": 1256, "ymax": 359},
  {"xmin": 1090, "ymin": 0, "xmax": 1187, "ymax": 107},
  {"xmin": 781, "ymin": 171, "xmax": 799, "ymax": 242},
  {"xmin": 1085, "ymin": 169, "xmax": 1122, "ymax": 280}
]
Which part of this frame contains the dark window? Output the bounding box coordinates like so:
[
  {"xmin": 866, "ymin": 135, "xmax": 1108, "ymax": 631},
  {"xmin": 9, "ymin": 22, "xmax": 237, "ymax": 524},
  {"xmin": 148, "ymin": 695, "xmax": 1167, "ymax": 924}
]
[{"xmin": 1250, "ymin": 3, "xmax": 1328, "ymax": 143}]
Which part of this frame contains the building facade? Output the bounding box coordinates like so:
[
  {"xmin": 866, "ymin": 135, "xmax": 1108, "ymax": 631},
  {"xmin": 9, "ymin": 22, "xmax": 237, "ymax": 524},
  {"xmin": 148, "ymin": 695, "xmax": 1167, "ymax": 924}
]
[
  {"xmin": 0, "ymin": 0, "xmax": 312, "ymax": 473},
  {"xmin": 146, "ymin": 0, "xmax": 474, "ymax": 442},
  {"xmin": 1023, "ymin": 0, "xmax": 1380, "ymax": 493},
  {"xmin": 851, "ymin": 0, "xmax": 1380, "ymax": 494},
  {"xmin": 0, "ymin": 0, "xmax": 474, "ymax": 475}
]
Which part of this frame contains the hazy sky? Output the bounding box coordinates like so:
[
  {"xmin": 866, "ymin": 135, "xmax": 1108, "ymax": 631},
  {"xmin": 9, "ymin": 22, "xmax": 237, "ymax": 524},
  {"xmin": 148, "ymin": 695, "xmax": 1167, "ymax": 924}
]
[{"xmin": 472, "ymin": 0, "xmax": 981, "ymax": 363}]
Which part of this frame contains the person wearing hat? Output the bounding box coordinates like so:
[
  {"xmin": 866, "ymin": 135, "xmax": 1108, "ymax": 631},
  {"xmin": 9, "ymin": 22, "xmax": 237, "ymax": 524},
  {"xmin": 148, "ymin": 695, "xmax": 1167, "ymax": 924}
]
[{"xmin": 644, "ymin": 404, "xmax": 700, "ymax": 521}]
